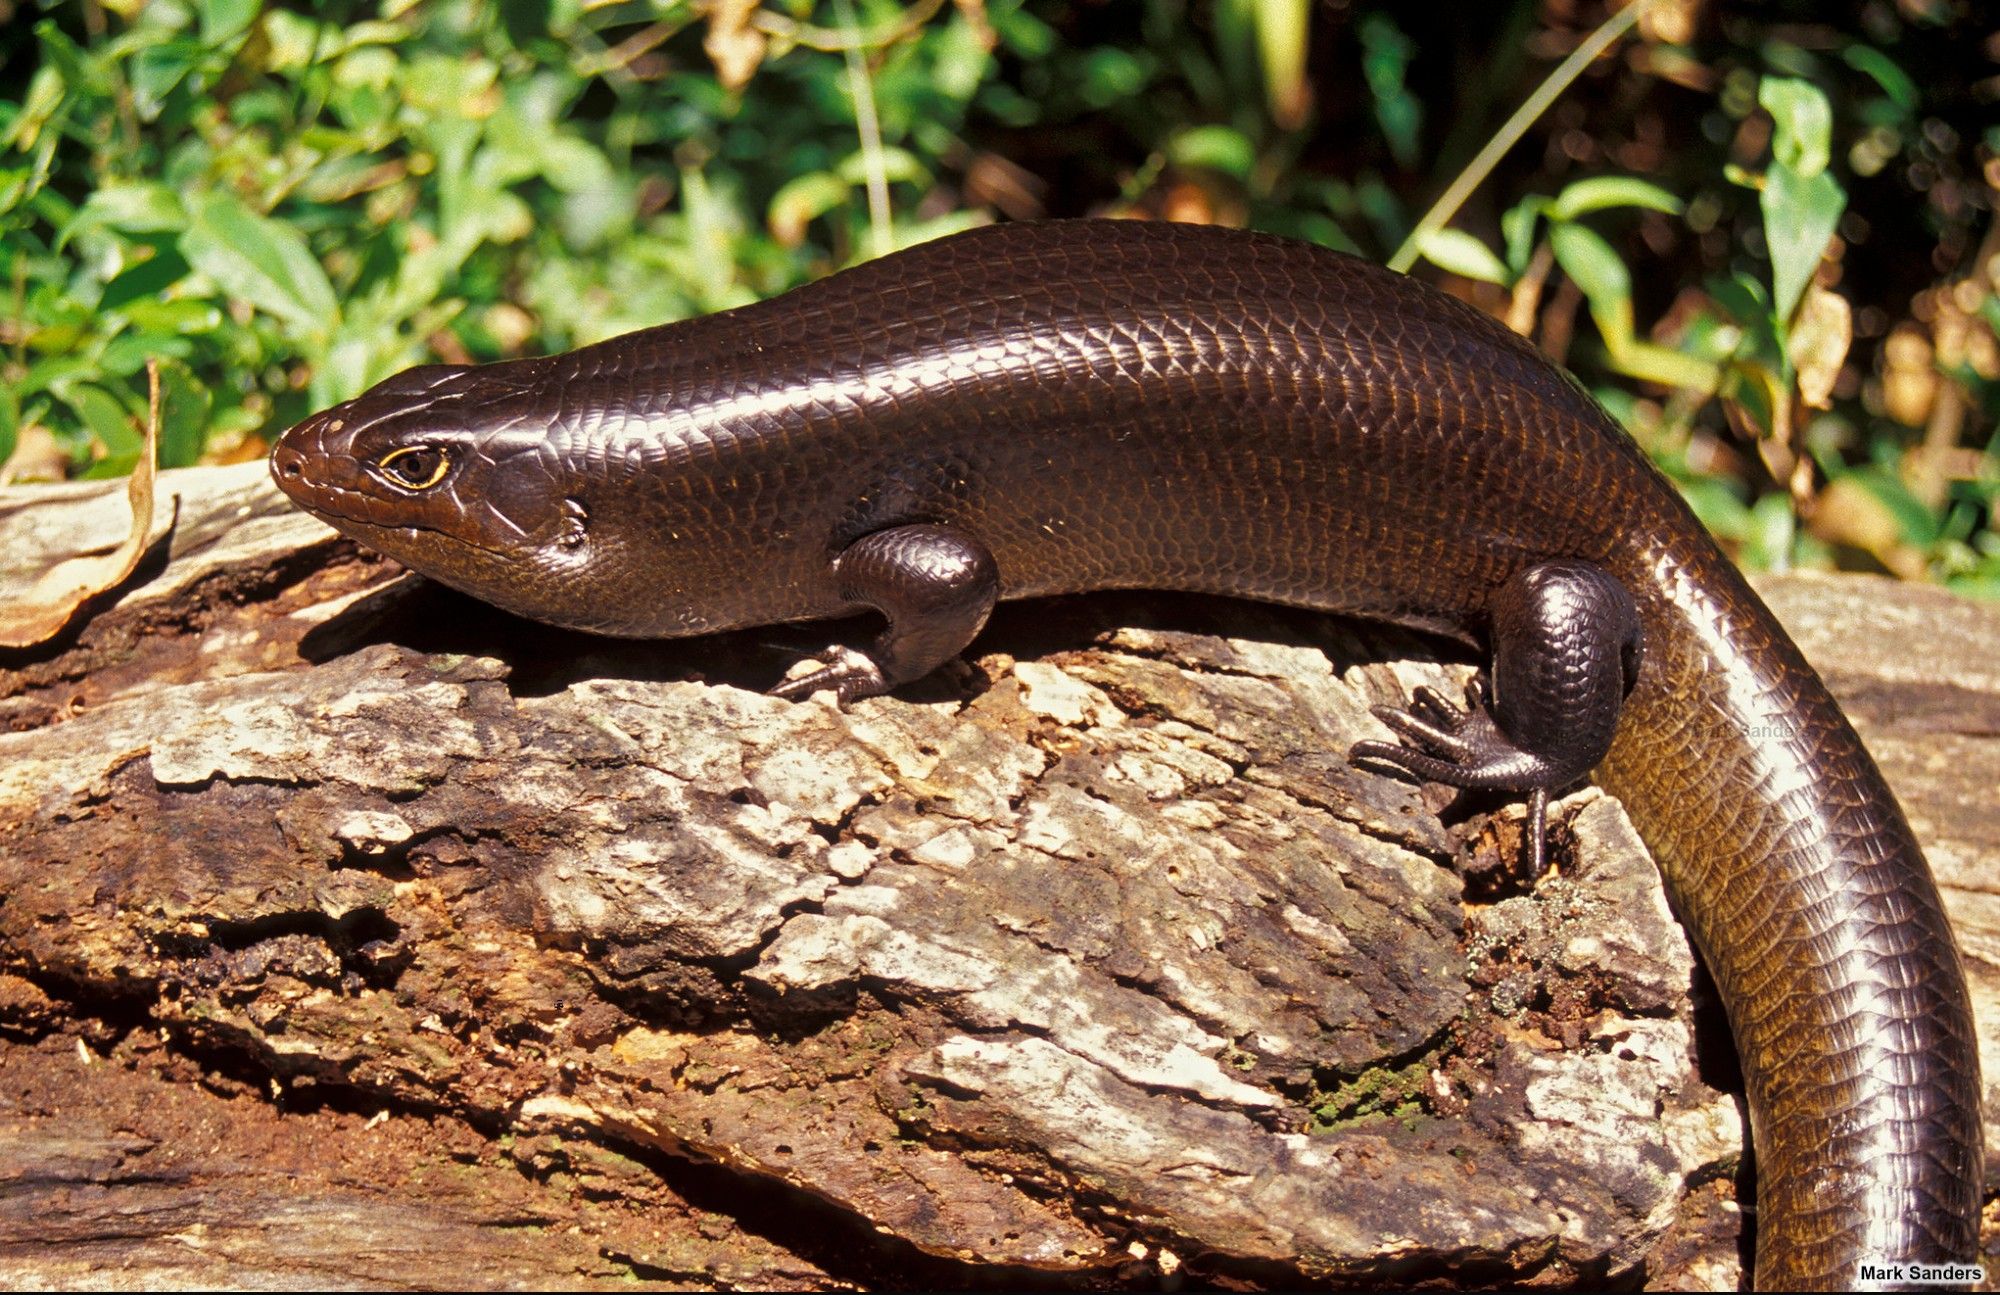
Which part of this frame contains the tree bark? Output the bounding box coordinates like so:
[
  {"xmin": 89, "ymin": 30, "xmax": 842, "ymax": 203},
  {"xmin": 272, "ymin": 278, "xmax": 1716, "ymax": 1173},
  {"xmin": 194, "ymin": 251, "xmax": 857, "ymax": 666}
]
[{"xmin": 2, "ymin": 463, "xmax": 1994, "ymax": 1289}]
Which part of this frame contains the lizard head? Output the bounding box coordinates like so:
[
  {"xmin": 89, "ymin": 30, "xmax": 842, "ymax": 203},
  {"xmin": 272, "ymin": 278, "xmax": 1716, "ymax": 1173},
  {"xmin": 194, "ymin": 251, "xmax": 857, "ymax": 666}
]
[{"xmin": 270, "ymin": 361, "xmax": 601, "ymax": 626}]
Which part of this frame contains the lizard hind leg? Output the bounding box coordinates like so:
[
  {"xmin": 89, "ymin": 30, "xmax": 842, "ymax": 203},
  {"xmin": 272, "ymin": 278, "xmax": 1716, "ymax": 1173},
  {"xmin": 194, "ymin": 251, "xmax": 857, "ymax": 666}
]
[
  {"xmin": 1349, "ymin": 559, "xmax": 1642, "ymax": 870},
  {"xmin": 769, "ymin": 523, "xmax": 1000, "ymax": 705}
]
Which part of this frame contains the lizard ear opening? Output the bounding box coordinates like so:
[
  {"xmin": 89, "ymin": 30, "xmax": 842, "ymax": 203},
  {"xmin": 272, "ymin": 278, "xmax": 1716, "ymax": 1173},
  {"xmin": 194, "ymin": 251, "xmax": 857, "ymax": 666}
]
[
  {"xmin": 559, "ymin": 497, "xmax": 589, "ymax": 550},
  {"xmin": 377, "ymin": 445, "xmax": 451, "ymax": 490}
]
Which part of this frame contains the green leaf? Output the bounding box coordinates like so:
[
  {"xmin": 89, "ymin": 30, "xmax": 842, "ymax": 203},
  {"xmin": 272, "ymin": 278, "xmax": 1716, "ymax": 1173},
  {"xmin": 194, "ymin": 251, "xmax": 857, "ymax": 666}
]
[
  {"xmin": 1839, "ymin": 465, "xmax": 1942, "ymax": 547},
  {"xmin": 80, "ymin": 453, "xmax": 142, "ymax": 481},
  {"xmin": 1415, "ymin": 229, "xmax": 1510, "ymax": 285},
  {"xmin": 155, "ymin": 358, "xmax": 213, "ymax": 469},
  {"xmin": 199, "ymin": 0, "xmax": 262, "ymax": 44},
  {"xmin": 930, "ymin": 12, "xmax": 994, "ymax": 101},
  {"xmin": 499, "ymin": 0, "xmax": 554, "ymax": 48},
  {"xmin": 58, "ymin": 382, "xmax": 142, "ymax": 457},
  {"xmin": 180, "ymin": 193, "xmax": 339, "ymax": 337},
  {"xmin": 403, "ymin": 53, "xmax": 499, "ymax": 117},
  {"xmin": 1549, "ymin": 221, "xmax": 1634, "ymax": 346},
  {"xmin": 34, "ymin": 21, "xmax": 112, "ymax": 98},
  {"xmin": 1353, "ymin": 175, "xmax": 1404, "ymax": 250},
  {"xmin": 314, "ymin": 333, "xmax": 376, "ymax": 408},
  {"xmin": 123, "ymin": 298, "xmax": 223, "ymax": 336},
  {"xmin": 22, "ymin": 355, "xmax": 92, "ymax": 401},
  {"xmin": 674, "ymin": 167, "xmax": 750, "ymax": 312},
  {"xmin": 1759, "ymin": 77, "xmax": 1833, "ymax": 177},
  {"xmin": 1741, "ymin": 492, "xmax": 1797, "ymax": 570},
  {"xmin": 886, "ymin": 210, "xmax": 992, "ymax": 254},
  {"xmin": 1761, "ymin": 164, "xmax": 1844, "ymax": 322},
  {"xmin": 1284, "ymin": 213, "xmax": 1363, "ymax": 256},
  {"xmin": 59, "ymin": 183, "xmax": 187, "ymax": 249},
  {"xmin": 0, "ymin": 166, "xmax": 31, "ymax": 215},
  {"xmin": 537, "ymin": 134, "xmax": 620, "ymax": 194},
  {"xmin": 558, "ymin": 178, "xmax": 633, "ymax": 251},
  {"xmin": 1841, "ymin": 45, "xmax": 1917, "ymax": 114},
  {"xmin": 1549, "ymin": 177, "xmax": 1684, "ymax": 222},
  {"xmin": 1944, "ymin": 572, "xmax": 2000, "ymax": 600},
  {"xmin": 1708, "ymin": 270, "xmax": 1773, "ymax": 326},
  {"xmin": 100, "ymin": 246, "xmax": 194, "ymax": 311},
  {"xmin": 1077, "ymin": 47, "xmax": 1152, "ymax": 107},
  {"xmin": 1168, "ymin": 125, "xmax": 1256, "ymax": 181},
  {"xmin": 1722, "ymin": 357, "xmax": 1780, "ymax": 440},
  {"xmin": 1500, "ymin": 198, "xmax": 1547, "ymax": 276},
  {"xmin": 1676, "ymin": 476, "xmax": 1752, "ymax": 543},
  {"xmin": 101, "ymin": 332, "xmax": 193, "ymax": 377},
  {"xmin": 989, "ymin": 4, "xmax": 1055, "ymax": 58},
  {"xmin": 129, "ymin": 39, "xmax": 209, "ymax": 120},
  {"xmin": 260, "ymin": 11, "xmax": 330, "ymax": 70},
  {"xmin": 2, "ymin": 65, "xmax": 65, "ymax": 152},
  {"xmin": 834, "ymin": 147, "xmax": 927, "ymax": 188},
  {"xmin": 1358, "ymin": 13, "xmax": 1421, "ymax": 168},
  {"xmin": 1604, "ymin": 339, "xmax": 1722, "ymax": 392},
  {"xmin": 334, "ymin": 43, "xmax": 398, "ymax": 91},
  {"xmin": 766, "ymin": 172, "xmax": 851, "ymax": 246},
  {"xmin": 0, "ymin": 385, "xmax": 18, "ymax": 469}
]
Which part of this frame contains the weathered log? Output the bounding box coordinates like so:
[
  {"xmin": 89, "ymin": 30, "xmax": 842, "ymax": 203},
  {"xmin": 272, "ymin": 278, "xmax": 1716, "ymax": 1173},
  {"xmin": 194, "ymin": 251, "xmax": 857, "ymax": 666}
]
[{"xmin": 1, "ymin": 463, "xmax": 1993, "ymax": 1289}]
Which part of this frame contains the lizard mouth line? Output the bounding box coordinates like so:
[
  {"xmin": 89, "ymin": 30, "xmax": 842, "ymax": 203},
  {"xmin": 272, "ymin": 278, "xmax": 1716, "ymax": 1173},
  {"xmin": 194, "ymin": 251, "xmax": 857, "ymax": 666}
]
[{"xmin": 277, "ymin": 469, "xmax": 517, "ymax": 560}]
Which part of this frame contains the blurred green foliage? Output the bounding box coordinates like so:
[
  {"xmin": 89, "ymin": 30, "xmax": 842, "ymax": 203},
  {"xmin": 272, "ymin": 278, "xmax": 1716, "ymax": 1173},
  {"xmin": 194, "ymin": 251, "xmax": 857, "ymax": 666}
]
[{"xmin": 1, "ymin": 0, "xmax": 1995, "ymax": 593}]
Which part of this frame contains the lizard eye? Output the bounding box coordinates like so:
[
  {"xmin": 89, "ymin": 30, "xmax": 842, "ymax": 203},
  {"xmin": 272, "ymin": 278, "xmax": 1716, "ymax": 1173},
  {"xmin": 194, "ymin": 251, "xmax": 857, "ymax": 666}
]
[{"xmin": 376, "ymin": 445, "xmax": 450, "ymax": 490}]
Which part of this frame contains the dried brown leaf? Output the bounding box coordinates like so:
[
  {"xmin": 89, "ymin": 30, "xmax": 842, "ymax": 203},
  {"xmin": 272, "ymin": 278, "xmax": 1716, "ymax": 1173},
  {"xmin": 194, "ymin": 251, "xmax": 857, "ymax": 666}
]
[
  {"xmin": 0, "ymin": 424, "xmax": 68, "ymax": 486},
  {"xmin": 0, "ymin": 363, "xmax": 163, "ymax": 648},
  {"xmin": 1789, "ymin": 282, "xmax": 1852, "ymax": 410},
  {"xmin": 704, "ymin": 0, "xmax": 767, "ymax": 92}
]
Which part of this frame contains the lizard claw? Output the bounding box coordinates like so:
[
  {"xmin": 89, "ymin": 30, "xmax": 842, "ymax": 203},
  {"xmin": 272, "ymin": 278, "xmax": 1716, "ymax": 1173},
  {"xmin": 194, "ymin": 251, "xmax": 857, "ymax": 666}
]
[
  {"xmin": 768, "ymin": 646, "xmax": 889, "ymax": 705},
  {"xmin": 1349, "ymin": 677, "xmax": 1555, "ymax": 872}
]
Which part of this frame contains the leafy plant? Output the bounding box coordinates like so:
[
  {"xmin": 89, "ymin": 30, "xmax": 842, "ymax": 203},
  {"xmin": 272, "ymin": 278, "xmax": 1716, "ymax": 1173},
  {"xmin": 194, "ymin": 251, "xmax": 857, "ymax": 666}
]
[
  {"xmin": 1408, "ymin": 55, "xmax": 1997, "ymax": 593},
  {"xmin": 1, "ymin": 0, "xmax": 1993, "ymax": 592},
  {"xmin": 1415, "ymin": 174, "xmax": 1713, "ymax": 390},
  {"xmin": 0, "ymin": 0, "xmax": 1008, "ymax": 478}
]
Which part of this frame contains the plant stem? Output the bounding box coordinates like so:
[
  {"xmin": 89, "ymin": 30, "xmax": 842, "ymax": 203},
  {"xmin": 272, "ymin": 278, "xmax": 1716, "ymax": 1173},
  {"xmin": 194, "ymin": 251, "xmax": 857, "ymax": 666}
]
[
  {"xmin": 833, "ymin": 0, "xmax": 894, "ymax": 259},
  {"xmin": 1388, "ymin": 0, "xmax": 1660, "ymax": 274}
]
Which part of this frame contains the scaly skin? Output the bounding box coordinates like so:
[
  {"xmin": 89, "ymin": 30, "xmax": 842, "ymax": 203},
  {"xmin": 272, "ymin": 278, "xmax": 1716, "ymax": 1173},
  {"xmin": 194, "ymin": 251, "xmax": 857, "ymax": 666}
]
[{"xmin": 272, "ymin": 220, "xmax": 1981, "ymax": 1287}]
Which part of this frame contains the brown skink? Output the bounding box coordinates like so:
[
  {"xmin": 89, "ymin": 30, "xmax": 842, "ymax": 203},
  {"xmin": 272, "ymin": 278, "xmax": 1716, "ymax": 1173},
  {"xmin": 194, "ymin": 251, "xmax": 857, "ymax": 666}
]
[{"xmin": 270, "ymin": 219, "xmax": 1981, "ymax": 1288}]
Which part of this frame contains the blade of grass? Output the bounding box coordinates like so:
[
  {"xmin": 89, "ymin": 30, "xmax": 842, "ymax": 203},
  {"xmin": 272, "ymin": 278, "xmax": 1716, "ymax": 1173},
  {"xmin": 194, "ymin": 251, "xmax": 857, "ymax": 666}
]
[
  {"xmin": 1388, "ymin": 0, "xmax": 1661, "ymax": 274},
  {"xmin": 833, "ymin": 0, "xmax": 893, "ymax": 260}
]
